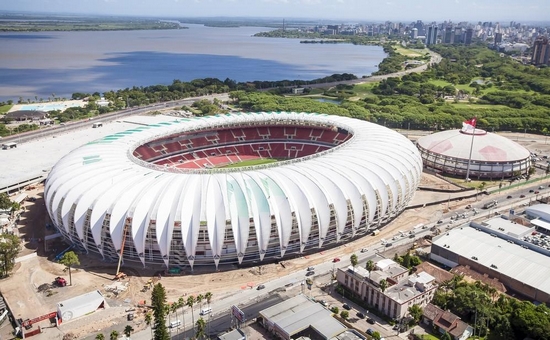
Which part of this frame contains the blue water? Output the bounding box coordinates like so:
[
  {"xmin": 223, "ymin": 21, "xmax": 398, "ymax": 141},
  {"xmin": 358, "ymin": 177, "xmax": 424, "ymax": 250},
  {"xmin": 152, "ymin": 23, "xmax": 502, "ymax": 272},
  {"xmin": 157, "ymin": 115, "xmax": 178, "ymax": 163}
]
[
  {"xmin": 0, "ymin": 24, "xmax": 386, "ymax": 101},
  {"xmin": 313, "ymin": 98, "xmax": 342, "ymax": 105}
]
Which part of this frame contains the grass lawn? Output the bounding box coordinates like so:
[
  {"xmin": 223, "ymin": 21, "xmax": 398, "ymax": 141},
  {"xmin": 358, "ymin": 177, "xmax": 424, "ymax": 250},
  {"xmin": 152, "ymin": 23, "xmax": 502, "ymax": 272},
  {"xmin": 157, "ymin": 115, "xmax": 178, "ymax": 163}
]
[
  {"xmin": 394, "ymin": 45, "xmax": 426, "ymax": 57},
  {"xmin": 221, "ymin": 158, "xmax": 278, "ymax": 168},
  {"xmin": 447, "ymin": 103, "xmax": 510, "ymax": 110},
  {"xmin": 428, "ymin": 79, "xmax": 529, "ymax": 96},
  {"xmin": 0, "ymin": 105, "xmax": 13, "ymax": 114},
  {"xmin": 352, "ymin": 82, "xmax": 379, "ymax": 98},
  {"xmin": 420, "ymin": 334, "xmax": 440, "ymax": 340}
]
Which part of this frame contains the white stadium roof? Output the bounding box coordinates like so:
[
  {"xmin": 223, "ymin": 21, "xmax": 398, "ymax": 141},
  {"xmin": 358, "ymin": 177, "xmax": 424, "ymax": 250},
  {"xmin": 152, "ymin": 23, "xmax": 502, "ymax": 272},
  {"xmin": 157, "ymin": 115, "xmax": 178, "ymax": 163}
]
[
  {"xmin": 417, "ymin": 129, "xmax": 530, "ymax": 162},
  {"xmin": 45, "ymin": 112, "xmax": 422, "ymax": 268}
]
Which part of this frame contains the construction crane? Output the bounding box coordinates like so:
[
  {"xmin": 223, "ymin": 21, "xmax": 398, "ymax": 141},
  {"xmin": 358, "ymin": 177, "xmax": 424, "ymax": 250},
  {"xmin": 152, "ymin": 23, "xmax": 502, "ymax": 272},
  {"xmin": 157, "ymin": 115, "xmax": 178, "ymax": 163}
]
[{"xmin": 114, "ymin": 223, "xmax": 130, "ymax": 280}]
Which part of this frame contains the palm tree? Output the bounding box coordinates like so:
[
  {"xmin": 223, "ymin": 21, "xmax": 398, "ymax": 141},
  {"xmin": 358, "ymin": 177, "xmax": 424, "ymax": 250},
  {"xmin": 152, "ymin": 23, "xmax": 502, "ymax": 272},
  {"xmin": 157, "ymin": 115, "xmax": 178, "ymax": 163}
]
[
  {"xmin": 196, "ymin": 294, "xmax": 204, "ymax": 313},
  {"xmin": 187, "ymin": 295, "xmax": 196, "ymax": 334},
  {"xmin": 95, "ymin": 334, "xmax": 105, "ymax": 340},
  {"xmin": 195, "ymin": 317, "xmax": 207, "ymax": 340},
  {"xmin": 123, "ymin": 325, "xmax": 134, "ymax": 339},
  {"xmin": 178, "ymin": 296, "xmax": 185, "ymax": 330},
  {"xmin": 366, "ymin": 260, "xmax": 375, "ymax": 280},
  {"xmin": 170, "ymin": 302, "xmax": 178, "ymax": 326},
  {"xmin": 144, "ymin": 311, "xmax": 153, "ymax": 339},
  {"xmin": 109, "ymin": 330, "xmax": 119, "ymax": 340},
  {"xmin": 379, "ymin": 279, "xmax": 388, "ymax": 293},
  {"xmin": 205, "ymin": 292, "xmax": 213, "ymax": 307}
]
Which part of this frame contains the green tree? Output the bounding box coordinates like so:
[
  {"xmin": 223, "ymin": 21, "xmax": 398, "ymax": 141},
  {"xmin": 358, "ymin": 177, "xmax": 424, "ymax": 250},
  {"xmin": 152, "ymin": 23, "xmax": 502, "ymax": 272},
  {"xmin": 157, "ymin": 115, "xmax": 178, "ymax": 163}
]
[
  {"xmin": 408, "ymin": 304, "xmax": 423, "ymax": 324},
  {"xmin": 340, "ymin": 310, "xmax": 349, "ymax": 320},
  {"xmin": 109, "ymin": 330, "xmax": 119, "ymax": 340},
  {"xmin": 151, "ymin": 283, "xmax": 170, "ymax": 340},
  {"xmin": 95, "ymin": 334, "xmax": 105, "ymax": 340},
  {"xmin": 0, "ymin": 234, "xmax": 21, "ymax": 278},
  {"xmin": 366, "ymin": 260, "xmax": 375, "ymax": 280},
  {"xmin": 379, "ymin": 279, "xmax": 388, "ymax": 293},
  {"xmin": 0, "ymin": 193, "xmax": 18, "ymax": 211},
  {"xmin": 123, "ymin": 325, "xmax": 134, "ymax": 338},
  {"xmin": 402, "ymin": 252, "xmax": 411, "ymax": 268},
  {"xmin": 59, "ymin": 251, "xmax": 80, "ymax": 286},
  {"xmin": 371, "ymin": 331, "xmax": 381, "ymax": 340},
  {"xmin": 440, "ymin": 331, "xmax": 452, "ymax": 340},
  {"xmin": 350, "ymin": 253, "xmax": 358, "ymax": 270},
  {"xmin": 331, "ymin": 306, "xmax": 339, "ymax": 314},
  {"xmin": 195, "ymin": 317, "xmax": 207, "ymax": 340}
]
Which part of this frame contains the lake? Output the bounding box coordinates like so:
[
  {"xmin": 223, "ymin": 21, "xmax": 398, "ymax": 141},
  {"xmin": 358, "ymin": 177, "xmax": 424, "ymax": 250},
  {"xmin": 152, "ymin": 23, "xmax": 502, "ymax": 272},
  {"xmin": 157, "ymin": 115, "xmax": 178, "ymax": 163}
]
[{"xmin": 0, "ymin": 24, "xmax": 385, "ymax": 101}]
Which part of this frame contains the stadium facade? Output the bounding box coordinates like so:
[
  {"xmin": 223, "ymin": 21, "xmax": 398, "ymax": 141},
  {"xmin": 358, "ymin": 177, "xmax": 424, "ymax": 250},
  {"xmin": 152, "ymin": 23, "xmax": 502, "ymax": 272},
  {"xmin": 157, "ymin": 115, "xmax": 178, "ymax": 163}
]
[
  {"xmin": 45, "ymin": 112, "xmax": 422, "ymax": 268},
  {"xmin": 416, "ymin": 129, "xmax": 531, "ymax": 179}
]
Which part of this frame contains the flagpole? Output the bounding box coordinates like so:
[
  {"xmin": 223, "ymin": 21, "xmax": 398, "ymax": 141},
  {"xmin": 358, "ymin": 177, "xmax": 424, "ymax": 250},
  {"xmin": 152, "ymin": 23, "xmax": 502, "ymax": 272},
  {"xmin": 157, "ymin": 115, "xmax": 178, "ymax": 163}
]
[{"xmin": 465, "ymin": 126, "xmax": 476, "ymax": 181}]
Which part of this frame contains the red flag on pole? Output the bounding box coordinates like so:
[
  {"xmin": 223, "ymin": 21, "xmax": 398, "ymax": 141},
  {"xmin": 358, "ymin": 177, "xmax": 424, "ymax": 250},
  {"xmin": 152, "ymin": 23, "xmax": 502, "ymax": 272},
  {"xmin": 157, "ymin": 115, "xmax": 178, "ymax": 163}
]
[{"xmin": 462, "ymin": 117, "xmax": 476, "ymax": 132}]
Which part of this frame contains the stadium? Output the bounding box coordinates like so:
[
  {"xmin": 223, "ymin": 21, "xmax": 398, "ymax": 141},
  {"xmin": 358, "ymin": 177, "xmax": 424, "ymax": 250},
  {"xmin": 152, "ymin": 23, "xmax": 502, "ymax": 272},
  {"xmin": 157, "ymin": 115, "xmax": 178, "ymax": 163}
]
[
  {"xmin": 44, "ymin": 111, "xmax": 422, "ymax": 268},
  {"xmin": 417, "ymin": 129, "xmax": 531, "ymax": 180}
]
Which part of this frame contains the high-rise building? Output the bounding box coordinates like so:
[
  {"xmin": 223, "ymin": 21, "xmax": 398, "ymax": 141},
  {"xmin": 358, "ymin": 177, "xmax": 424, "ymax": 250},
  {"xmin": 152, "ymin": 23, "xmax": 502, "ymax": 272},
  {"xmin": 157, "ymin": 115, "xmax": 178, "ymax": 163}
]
[
  {"xmin": 454, "ymin": 27, "xmax": 463, "ymax": 43},
  {"xmin": 465, "ymin": 28, "xmax": 473, "ymax": 45},
  {"xmin": 494, "ymin": 32, "xmax": 503, "ymax": 46},
  {"xmin": 444, "ymin": 26, "xmax": 454, "ymax": 44},
  {"xmin": 532, "ymin": 36, "xmax": 550, "ymax": 66},
  {"xmin": 426, "ymin": 25, "xmax": 438, "ymax": 46}
]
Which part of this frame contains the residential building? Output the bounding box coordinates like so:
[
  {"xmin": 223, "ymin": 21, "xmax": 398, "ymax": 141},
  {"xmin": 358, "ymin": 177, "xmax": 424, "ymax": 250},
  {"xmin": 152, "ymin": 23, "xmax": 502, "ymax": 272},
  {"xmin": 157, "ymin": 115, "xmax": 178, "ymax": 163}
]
[
  {"xmin": 531, "ymin": 36, "xmax": 550, "ymax": 66},
  {"xmin": 422, "ymin": 303, "xmax": 473, "ymax": 340},
  {"xmin": 336, "ymin": 258, "xmax": 438, "ymax": 319}
]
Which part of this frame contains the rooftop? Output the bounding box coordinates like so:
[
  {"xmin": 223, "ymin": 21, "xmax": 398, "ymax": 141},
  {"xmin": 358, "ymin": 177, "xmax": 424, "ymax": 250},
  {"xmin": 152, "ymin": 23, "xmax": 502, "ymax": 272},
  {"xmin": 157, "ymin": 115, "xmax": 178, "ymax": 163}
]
[
  {"xmin": 432, "ymin": 226, "xmax": 550, "ymax": 297},
  {"xmin": 479, "ymin": 216, "xmax": 533, "ymax": 239},
  {"xmin": 260, "ymin": 295, "xmax": 346, "ymax": 339}
]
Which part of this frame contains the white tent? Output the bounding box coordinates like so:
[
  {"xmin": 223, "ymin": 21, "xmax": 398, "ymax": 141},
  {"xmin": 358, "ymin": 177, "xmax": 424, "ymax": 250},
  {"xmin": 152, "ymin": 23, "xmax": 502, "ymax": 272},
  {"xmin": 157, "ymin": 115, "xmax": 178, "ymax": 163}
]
[{"xmin": 57, "ymin": 290, "xmax": 106, "ymax": 322}]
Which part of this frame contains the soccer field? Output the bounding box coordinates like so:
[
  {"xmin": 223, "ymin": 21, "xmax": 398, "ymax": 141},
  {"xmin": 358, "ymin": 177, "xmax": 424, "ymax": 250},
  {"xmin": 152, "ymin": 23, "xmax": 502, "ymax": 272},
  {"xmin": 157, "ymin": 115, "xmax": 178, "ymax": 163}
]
[{"xmin": 221, "ymin": 158, "xmax": 278, "ymax": 168}]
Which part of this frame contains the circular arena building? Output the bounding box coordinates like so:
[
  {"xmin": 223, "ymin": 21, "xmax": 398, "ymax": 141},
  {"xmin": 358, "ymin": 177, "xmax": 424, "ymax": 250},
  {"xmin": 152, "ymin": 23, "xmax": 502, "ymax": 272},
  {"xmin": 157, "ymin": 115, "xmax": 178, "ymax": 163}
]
[
  {"xmin": 417, "ymin": 129, "xmax": 531, "ymax": 180},
  {"xmin": 45, "ymin": 112, "xmax": 422, "ymax": 268}
]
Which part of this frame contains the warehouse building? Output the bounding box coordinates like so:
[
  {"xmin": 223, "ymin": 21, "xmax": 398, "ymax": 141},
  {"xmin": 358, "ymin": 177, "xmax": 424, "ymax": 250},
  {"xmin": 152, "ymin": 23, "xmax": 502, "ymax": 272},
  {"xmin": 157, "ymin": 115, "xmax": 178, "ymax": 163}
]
[{"xmin": 430, "ymin": 225, "xmax": 550, "ymax": 303}]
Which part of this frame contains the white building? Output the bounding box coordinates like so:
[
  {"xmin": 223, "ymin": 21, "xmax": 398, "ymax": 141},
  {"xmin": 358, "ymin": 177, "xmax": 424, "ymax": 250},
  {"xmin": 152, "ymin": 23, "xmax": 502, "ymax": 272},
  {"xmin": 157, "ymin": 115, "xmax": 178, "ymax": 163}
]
[{"xmin": 337, "ymin": 259, "xmax": 437, "ymax": 319}]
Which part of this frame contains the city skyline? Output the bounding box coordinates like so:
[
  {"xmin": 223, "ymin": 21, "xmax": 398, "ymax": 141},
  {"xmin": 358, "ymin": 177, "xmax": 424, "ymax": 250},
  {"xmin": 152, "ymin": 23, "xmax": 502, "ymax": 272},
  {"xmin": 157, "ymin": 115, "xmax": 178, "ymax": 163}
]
[{"xmin": 2, "ymin": 0, "xmax": 549, "ymax": 23}]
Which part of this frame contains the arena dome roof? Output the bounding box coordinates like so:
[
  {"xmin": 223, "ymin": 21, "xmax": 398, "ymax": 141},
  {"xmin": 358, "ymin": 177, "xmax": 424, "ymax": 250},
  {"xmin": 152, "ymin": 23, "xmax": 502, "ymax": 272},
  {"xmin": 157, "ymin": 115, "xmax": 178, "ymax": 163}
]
[
  {"xmin": 417, "ymin": 129, "xmax": 530, "ymax": 162},
  {"xmin": 44, "ymin": 112, "xmax": 422, "ymax": 268}
]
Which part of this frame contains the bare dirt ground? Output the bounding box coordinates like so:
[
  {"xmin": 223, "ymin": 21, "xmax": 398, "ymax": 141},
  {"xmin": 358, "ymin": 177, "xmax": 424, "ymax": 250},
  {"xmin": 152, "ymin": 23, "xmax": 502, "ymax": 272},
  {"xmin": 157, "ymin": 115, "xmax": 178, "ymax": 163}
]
[{"xmin": 3, "ymin": 131, "xmax": 549, "ymax": 339}]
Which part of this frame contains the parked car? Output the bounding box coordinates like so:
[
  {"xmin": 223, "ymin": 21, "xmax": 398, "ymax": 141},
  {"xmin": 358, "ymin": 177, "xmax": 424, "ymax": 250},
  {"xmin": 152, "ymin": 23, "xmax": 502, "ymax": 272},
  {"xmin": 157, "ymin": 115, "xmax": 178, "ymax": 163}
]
[
  {"xmin": 366, "ymin": 328, "xmax": 374, "ymax": 335},
  {"xmin": 367, "ymin": 318, "xmax": 375, "ymax": 324},
  {"xmin": 529, "ymin": 189, "xmax": 534, "ymax": 193},
  {"xmin": 520, "ymin": 194, "xmax": 526, "ymax": 198},
  {"xmin": 356, "ymin": 312, "xmax": 365, "ymax": 319},
  {"xmin": 535, "ymin": 191, "xmax": 540, "ymax": 194},
  {"xmin": 333, "ymin": 258, "xmax": 340, "ymax": 263},
  {"xmin": 343, "ymin": 303, "xmax": 351, "ymax": 310},
  {"xmin": 307, "ymin": 266, "xmax": 314, "ymax": 271},
  {"xmin": 507, "ymin": 195, "xmax": 513, "ymax": 199},
  {"xmin": 360, "ymin": 248, "xmax": 368, "ymax": 253},
  {"xmin": 257, "ymin": 284, "xmax": 265, "ymax": 290},
  {"xmin": 306, "ymin": 271, "xmax": 315, "ymax": 276}
]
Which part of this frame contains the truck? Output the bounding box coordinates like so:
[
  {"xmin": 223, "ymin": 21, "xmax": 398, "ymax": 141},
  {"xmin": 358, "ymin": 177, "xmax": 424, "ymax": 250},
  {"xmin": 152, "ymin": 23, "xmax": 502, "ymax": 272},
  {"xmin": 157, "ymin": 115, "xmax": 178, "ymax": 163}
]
[{"xmin": 483, "ymin": 200, "xmax": 498, "ymax": 209}]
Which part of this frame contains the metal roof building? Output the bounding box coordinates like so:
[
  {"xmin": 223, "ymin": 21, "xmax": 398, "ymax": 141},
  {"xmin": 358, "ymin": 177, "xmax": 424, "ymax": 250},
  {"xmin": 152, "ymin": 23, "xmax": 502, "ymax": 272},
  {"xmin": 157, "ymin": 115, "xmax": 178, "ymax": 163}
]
[
  {"xmin": 44, "ymin": 112, "xmax": 422, "ymax": 268},
  {"xmin": 259, "ymin": 295, "xmax": 347, "ymax": 340},
  {"xmin": 430, "ymin": 226, "xmax": 550, "ymax": 303},
  {"xmin": 417, "ymin": 129, "xmax": 531, "ymax": 179}
]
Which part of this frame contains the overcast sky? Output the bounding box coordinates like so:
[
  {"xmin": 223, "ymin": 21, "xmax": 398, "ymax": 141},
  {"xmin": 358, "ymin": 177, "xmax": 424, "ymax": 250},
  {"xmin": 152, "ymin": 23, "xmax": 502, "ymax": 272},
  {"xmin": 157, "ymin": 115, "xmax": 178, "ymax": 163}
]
[{"xmin": 3, "ymin": 0, "xmax": 549, "ymax": 23}]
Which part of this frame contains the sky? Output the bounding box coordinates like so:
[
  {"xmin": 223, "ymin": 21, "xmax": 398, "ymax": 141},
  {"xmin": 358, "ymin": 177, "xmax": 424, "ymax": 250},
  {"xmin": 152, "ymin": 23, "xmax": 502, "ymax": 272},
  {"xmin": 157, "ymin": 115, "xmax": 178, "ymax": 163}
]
[{"xmin": 3, "ymin": 0, "xmax": 549, "ymax": 23}]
